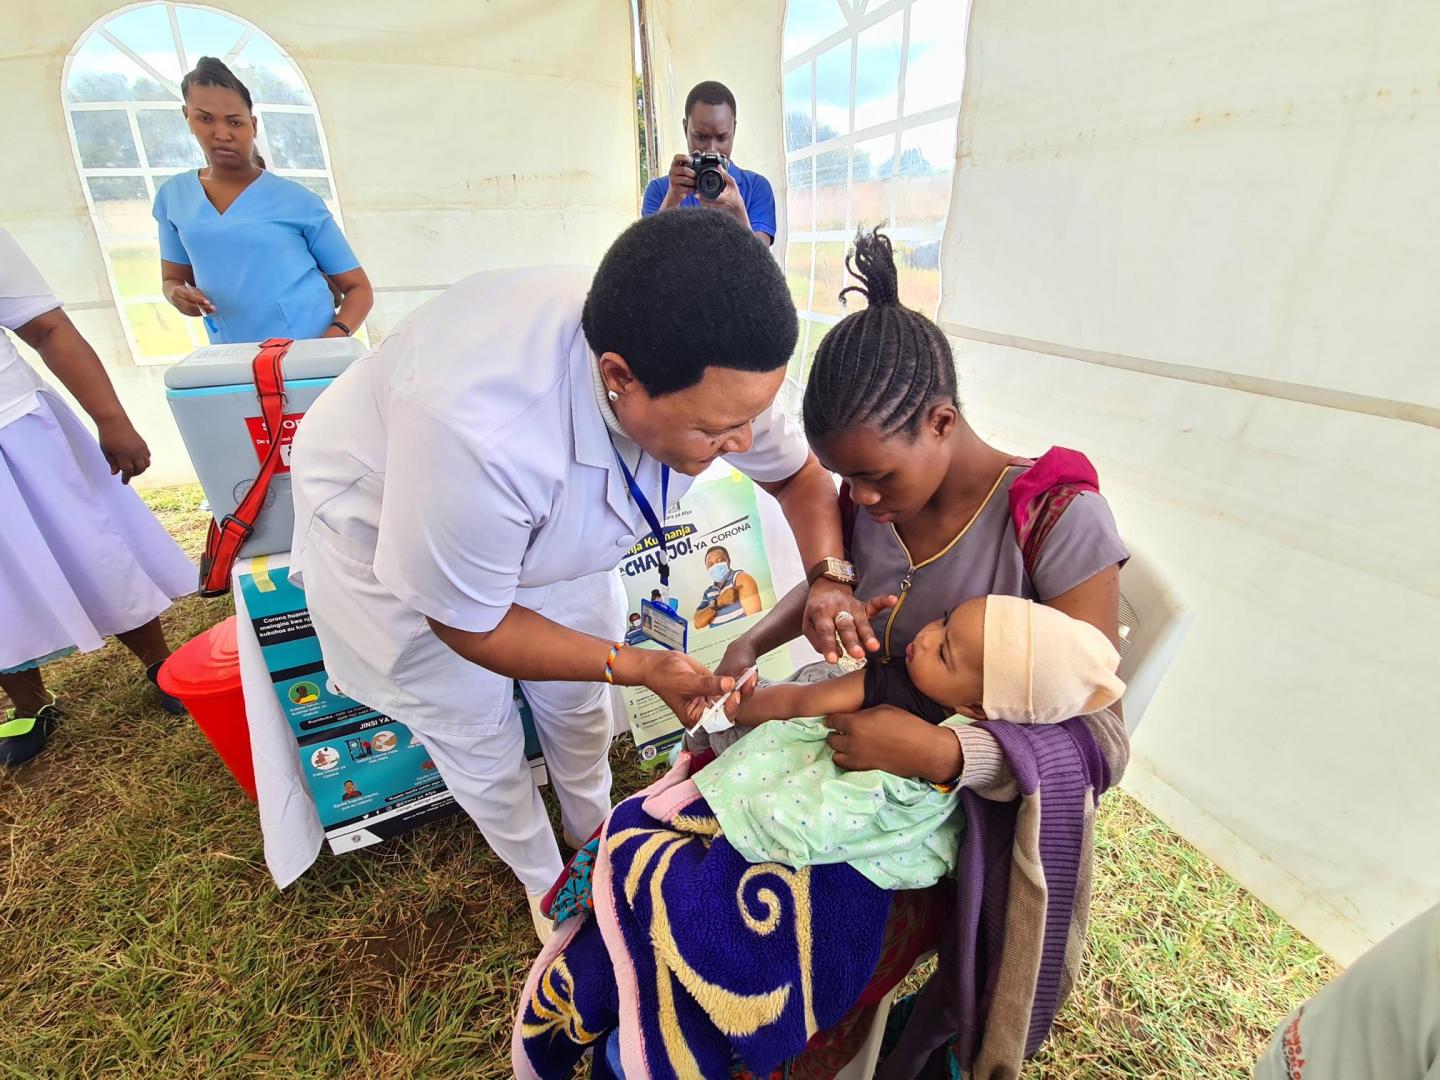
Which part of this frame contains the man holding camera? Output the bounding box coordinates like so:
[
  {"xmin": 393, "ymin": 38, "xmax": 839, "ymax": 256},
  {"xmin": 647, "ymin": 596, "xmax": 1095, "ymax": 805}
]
[{"xmin": 642, "ymin": 81, "xmax": 777, "ymax": 247}]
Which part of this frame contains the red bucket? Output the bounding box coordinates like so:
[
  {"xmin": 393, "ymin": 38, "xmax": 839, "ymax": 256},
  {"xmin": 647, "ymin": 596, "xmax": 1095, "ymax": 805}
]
[{"xmin": 158, "ymin": 616, "xmax": 256, "ymax": 800}]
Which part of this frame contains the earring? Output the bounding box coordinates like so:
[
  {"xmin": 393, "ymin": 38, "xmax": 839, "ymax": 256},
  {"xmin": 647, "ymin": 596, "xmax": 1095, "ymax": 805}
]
[{"xmin": 607, "ymin": 390, "xmax": 620, "ymax": 402}]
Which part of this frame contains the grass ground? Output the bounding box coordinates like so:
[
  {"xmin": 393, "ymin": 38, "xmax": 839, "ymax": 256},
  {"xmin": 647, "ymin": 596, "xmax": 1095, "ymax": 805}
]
[{"xmin": 0, "ymin": 486, "xmax": 1336, "ymax": 1078}]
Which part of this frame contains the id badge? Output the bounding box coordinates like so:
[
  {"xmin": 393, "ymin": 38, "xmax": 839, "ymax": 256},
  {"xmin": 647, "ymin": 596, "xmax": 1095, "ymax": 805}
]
[{"xmin": 640, "ymin": 598, "xmax": 688, "ymax": 652}]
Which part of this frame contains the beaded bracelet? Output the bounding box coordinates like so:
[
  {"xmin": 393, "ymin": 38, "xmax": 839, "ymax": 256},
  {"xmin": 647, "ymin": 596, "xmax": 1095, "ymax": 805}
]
[
  {"xmin": 603, "ymin": 641, "xmax": 625, "ymax": 684},
  {"xmin": 928, "ymin": 728, "xmax": 964, "ymax": 792}
]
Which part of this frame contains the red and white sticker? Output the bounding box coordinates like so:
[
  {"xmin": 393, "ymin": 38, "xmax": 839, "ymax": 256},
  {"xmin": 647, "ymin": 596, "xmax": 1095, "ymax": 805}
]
[{"xmin": 245, "ymin": 412, "xmax": 306, "ymax": 473}]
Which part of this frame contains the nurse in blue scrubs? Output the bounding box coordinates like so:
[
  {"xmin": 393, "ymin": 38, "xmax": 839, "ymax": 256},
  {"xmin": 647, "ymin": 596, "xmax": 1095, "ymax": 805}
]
[{"xmin": 154, "ymin": 58, "xmax": 372, "ymax": 344}]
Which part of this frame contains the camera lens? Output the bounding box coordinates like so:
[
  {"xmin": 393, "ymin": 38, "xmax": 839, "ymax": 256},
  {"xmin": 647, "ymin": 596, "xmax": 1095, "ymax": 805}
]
[{"xmin": 697, "ymin": 166, "xmax": 725, "ymax": 201}]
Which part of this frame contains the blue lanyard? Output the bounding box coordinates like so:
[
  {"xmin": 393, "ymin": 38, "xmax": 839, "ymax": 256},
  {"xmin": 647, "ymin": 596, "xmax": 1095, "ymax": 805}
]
[{"xmin": 613, "ymin": 445, "xmax": 671, "ymax": 588}]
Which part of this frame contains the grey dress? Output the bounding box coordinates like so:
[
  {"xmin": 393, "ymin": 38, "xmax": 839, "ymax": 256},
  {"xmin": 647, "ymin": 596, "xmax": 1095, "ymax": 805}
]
[
  {"xmin": 698, "ymin": 464, "xmax": 1129, "ymax": 758},
  {"xmin": 850, "ymin": 465, "xmax": 1129, "ymax": 660}
]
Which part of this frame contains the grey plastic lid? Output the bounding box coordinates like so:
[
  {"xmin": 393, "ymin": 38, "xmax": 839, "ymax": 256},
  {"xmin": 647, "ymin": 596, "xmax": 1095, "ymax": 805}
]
[{"xmin": 163, "ymin": 337, "xmax": 367, "ymax": 389}]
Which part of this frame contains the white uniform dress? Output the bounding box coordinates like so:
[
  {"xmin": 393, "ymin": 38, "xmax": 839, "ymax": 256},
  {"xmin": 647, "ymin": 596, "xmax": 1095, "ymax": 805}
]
[
  {"xmin": 289, "ymin": 267, "xmax": 808, "ymax": 891},
  {"xmin": 0, "ymin": 227, "xmax": 195, "ymax": 674}
]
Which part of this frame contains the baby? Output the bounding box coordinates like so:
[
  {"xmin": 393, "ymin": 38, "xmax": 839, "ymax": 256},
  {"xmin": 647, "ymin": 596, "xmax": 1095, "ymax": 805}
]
[{"xmin": 692, "ymin": 595, "xmax": 1124, "ymax": 891}]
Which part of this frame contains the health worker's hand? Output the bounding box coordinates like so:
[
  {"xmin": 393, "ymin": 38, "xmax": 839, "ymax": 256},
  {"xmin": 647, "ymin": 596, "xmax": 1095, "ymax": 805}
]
[
  {"xmin": 636, "ymin": 649, "xmax": 734, "ymax": 726},
  {"xmin": 166, "ymin": 283, "xmax": 215, "ymax": 318},
  {"xmin": 804, "ymin": 585, "xmax": 896, "ymax": 665},
  {"xmin": 677, "ymin": 647, "xmax": 761, "ymax": 754},
  {"xmin": 694, "ymin": 666, "xmax": 759, "ymax": 724}
]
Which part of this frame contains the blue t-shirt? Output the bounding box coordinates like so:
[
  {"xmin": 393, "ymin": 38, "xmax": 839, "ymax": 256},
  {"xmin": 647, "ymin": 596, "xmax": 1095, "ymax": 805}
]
[
  {"xmin": 152, "ymin": 170, "xmax": 359, "ymax": 345},
  {"xmin": 641, "ymin": 162, "xmax": 777, "ymax": 239}
]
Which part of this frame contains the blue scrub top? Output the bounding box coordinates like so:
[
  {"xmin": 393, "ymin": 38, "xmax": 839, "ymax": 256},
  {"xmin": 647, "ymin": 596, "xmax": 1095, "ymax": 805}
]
[
  {"xmin": 152, "ymin": 170, "xmax": 360, "ymax": 345},
  {"xmin": 641, "ymin": 161, "xmax": 777, "ymax": 239}
]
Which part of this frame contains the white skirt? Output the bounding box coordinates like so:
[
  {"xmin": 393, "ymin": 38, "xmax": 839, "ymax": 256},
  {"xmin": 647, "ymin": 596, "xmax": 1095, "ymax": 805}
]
[{"xmin": 0, "ymin": 392, "xmax": 196, "ymax": 672}]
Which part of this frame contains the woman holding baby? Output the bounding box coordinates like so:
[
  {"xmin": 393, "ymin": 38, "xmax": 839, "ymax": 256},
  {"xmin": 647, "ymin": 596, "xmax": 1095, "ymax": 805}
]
[
  {"xmin": 694, "ymin": 230, "xmax": 1134, "ymax": 1077},
  {"xmin": 717, "ymin": 230, "xmax": 1130, "ymax": 789}
]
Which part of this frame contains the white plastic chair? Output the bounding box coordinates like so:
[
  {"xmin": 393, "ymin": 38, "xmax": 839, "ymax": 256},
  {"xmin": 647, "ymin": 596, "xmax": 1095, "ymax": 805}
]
[
  {"xmin": 834, "ymin": 546, "xmax": 1194, "ymax": 1078},
  {"xmin": 1111, "ymin": 547, "xmax": 1196, "ymax": 737}
]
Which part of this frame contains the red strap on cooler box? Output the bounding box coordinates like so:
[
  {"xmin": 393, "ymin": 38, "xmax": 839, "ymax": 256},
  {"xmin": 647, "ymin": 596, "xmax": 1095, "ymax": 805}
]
[{"xmin": 198, "ymin": 338, "xmax": 293, "ymax": 598}]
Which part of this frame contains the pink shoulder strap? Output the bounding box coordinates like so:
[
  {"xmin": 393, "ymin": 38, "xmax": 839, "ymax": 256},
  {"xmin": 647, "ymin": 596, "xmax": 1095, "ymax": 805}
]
[
  {"xmin": 1007, "ymin": 447, "xmax": 1100, "ymax": 578},
  {"xmin": 840, "ymin": 448, "xmax": 1100, "ymax": 577}
]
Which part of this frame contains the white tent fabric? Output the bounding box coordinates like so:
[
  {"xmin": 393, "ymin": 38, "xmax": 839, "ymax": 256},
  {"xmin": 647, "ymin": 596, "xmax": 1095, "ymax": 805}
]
[{"xmin": 938, "ymin": 0, "xmax": 1440, "ymax": 962}]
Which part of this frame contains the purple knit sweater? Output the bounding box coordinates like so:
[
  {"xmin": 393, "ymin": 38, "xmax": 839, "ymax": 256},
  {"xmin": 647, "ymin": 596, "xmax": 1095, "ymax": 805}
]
[{"xmin": 878, "ymin": 716, "xmax": 1113, "ymax": 1079}]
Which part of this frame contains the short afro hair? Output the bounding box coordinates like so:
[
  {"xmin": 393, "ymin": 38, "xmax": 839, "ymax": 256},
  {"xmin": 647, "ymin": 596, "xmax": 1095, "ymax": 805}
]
[
  {"xmin": 685, "ymin": 80, "xmax": 737, "ymax": 117},
  {"xmin": 582, "ymin": 211, "xmax": 797, "ymax": 396}
]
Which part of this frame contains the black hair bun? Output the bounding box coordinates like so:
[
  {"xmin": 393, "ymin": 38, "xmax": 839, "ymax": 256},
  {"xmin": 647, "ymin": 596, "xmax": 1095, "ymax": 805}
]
[
  {"xmin": 840, "ymin": 229, "xmax": 901, "ymax": 308},
  {"xmin": 194, "ymin": 56, "xmax": 233, "ymax": 78}
]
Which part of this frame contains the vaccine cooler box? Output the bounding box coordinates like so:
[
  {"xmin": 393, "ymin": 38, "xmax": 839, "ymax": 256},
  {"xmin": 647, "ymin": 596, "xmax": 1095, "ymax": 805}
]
[{"xmin": 164, "ymin": 337, "xmax": 367, "ymax": 558}]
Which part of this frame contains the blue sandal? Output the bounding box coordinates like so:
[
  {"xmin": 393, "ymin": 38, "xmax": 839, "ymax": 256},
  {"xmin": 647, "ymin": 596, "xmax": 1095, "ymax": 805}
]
[{"xmin": 145, "ymin": 660, "xmax": 186, "ymax": 716}]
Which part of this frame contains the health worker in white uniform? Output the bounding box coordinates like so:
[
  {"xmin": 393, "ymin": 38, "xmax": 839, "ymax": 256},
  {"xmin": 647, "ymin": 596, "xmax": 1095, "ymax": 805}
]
[{"xmin": 289, "ymin": 212, "xmax": 883, "ymax": 937}]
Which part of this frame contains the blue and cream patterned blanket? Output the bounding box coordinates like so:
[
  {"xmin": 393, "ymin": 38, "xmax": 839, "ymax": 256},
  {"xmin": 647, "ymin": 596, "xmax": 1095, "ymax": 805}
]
[{"xmin": 513, "ymin": 755, "xmax": 892, "ymax": 1079}]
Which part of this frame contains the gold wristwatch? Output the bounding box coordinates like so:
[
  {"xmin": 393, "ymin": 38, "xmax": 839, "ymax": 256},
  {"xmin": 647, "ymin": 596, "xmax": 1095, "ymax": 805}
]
[{"xmin": 807, "ymin": 556, "xmax": 857, "ymax": 587}]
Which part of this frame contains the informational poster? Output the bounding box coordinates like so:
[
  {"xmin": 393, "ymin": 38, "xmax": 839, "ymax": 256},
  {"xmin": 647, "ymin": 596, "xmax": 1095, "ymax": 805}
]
[
  {"xmin": 237, "ymin": 564, "xmax": 546, "ymax": 852},
  {"xmin": 615, "ymin": 470, "xmax": 794, "ymax": 764}
]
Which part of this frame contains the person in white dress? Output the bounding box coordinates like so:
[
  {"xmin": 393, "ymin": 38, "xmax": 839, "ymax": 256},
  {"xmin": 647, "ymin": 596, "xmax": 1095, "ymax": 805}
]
[
  {"xmin": 0, "ymin": 228, "xmax": 196, "ymax": 768},
  {"xmin": 290, "ymin": 211, "xmax": 885, "ymax": 939}
]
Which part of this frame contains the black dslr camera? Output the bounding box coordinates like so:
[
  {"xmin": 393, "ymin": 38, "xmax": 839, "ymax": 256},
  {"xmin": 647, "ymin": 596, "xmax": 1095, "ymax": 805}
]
[{"xmin": 689, "ymin": 151, "xmax": 730, "ymax": 201}]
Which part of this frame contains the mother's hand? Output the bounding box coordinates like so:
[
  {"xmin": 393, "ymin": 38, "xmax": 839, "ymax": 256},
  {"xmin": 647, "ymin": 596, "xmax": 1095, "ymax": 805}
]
[
  {"xmin": 826, "ymin": 706, "xmax": 964, "ymax": 783},
  {"xmin": 803, "ymin": 584, "xmax": 898, "ymax": 665}
]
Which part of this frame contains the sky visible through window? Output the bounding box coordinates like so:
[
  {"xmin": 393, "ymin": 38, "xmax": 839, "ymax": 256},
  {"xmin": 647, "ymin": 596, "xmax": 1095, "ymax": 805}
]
[{"xmin": 782, "ymin": 0, "xmax": 969, "ymax": 381}]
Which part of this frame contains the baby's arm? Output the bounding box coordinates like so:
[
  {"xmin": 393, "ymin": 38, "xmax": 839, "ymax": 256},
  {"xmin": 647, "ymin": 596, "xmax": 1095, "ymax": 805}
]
[{"xmin": 735, "ymin": 670, "xmax": 866, "ymax": 726}]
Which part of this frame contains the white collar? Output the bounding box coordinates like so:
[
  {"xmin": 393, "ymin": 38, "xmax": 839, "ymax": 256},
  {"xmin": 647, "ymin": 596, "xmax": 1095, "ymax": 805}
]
[{"xmin": 589, "ymin": 353, "xmax": 638, "ymax": 455}]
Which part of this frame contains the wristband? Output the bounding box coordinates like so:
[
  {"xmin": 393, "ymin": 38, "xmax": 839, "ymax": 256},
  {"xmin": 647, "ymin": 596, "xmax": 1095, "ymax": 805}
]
[
  {"xmin": 603, "ymin": 641, "xmax": 625, "ymax": 684},
  {"xmin": 330, "ymin": 319, "xmax": 352, "ymax": 336},
  {"xmin": 928, "ymin": 729, "xmax": 965, "ymax": 791}
]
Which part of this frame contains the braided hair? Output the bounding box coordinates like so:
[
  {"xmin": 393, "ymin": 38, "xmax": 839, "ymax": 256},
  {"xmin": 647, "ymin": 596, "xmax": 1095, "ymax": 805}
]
[
  {"xmin": 181, "ymin": 57, "xmax": 253, "ymax": 112},
  {"xmin": 802, "ymin": 230, "xmax": 959, "ymax": 442}
]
